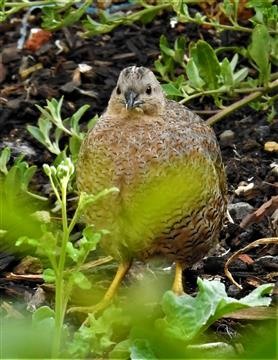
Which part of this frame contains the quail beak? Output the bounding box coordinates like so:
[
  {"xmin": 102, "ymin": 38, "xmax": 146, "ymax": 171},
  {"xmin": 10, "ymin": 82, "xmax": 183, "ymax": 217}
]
[{"xmin": 125, "ymin": 90, "xmax": 139, "ymax": 110}]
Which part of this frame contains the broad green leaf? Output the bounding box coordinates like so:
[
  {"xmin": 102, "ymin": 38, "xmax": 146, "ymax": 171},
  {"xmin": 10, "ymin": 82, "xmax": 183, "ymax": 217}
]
[
  {"xmin": 32, "ymin": 306, "xmax": 55, "ymax": 323},
  {"xmin": 130, "ymin": 339, "xmax": 158, "ymax": 360},
  {"xmin": 162, "ymin": 83, "xmax": 183, "ymax": 97},
  {"xmin": 156, "ymin": 278, "xmax": 274, "ymax": 343},
  {"xmin": 27, "ymin": 126, "xmax": 47, "ymax": 148},
  {"xmin": 248, "ymin": 24, "xmax": 271, "ymax": 85},
  {"xmin": 190, "ymin": 40, "xmax": 221, "ymax": 90},
  {"xmin": 109, "ymin": 339, "xmax": 130, "ymax": 360},
  {"xmin": 186, "ymin": 58, "xmax": 205, "ymax": 90}
]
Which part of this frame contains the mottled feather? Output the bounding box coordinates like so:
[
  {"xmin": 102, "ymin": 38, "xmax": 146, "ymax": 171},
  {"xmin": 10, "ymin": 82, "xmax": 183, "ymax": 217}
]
[{"xmin": 77, "ymin": 66, "xmax": 227, "ymax": 266}]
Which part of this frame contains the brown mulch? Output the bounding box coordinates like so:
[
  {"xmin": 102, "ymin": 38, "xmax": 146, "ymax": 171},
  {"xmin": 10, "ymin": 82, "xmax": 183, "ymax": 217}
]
[{"xmin": 0, "ymin": 5, "xmax": 277, "ymax": 337}]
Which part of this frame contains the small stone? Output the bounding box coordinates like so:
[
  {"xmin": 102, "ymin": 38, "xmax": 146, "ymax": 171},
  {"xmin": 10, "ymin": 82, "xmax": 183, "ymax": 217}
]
[
  {"xmin": 228, "ymin": 202, "xmax": 254, "ymax": 221},
  {"xmin": 2, "ymin": 45, "xmax": 20, "ymax": 63},
  {"xmin": 227, "ymin": 284, "xmax": 241, "ymax": 297},
  {"xmin": 219, "ymin": 130, "xmax": 235, "ymax": 147}
]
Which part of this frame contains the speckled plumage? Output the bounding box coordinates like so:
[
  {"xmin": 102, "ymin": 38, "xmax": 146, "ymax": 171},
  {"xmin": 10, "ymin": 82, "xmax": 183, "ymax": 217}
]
[{"xmin": 77, "ymin": 66, "xmax": 227, "ymax": 268}]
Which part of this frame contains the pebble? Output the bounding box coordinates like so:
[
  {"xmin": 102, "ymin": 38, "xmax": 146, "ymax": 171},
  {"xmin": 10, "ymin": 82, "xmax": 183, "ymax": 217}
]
[
  {"xmin": 2, "ymin": 45, "xmax": 21, "ymax": 63},
  {"xmin": 228, "ymin": 202, "xmax": 254, "ymax": 221},
  {"xmin": 219, "ymin": 130, "xmax": 235, "ymax": 147}
]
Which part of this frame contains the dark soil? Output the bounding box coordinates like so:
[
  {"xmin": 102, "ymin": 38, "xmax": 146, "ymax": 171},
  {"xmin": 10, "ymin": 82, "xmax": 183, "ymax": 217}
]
[{"xmin": 0, "ymin": 6, "xmax": 277, "ymax": 357}]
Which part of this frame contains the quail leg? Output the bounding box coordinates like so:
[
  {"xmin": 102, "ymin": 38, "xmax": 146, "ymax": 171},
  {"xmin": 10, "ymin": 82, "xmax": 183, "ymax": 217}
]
[
  {"xmin": 68, "ymin": 261, "xmax": 132, "ymax": 314},
  {"xmin": 172, "ymin": 262, "xmax": 184, "ymax": 295}
]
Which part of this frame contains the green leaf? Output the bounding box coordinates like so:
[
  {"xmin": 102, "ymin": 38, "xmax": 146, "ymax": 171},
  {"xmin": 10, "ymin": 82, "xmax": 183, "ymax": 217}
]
[
  {"xmin": 0, "ymin": 147, "xmax": 11, "ymax": 175},
  {"xmin": 162, "ymin": 83, "xmax": 183, "ymax": 97},
  {"xmin": 109, "ymin": 339, "xmax": 131, "ymax": 360},
  {"xmin": 82, "ymin": 226, "xmax": 102, "ymax": 251},
  {"xmin": 186, "ymin": 58, "xmax": 205, "ymax": 90},
  {"xmin": 43, "ymin": 268, "xmax": 56, "ymax": 283},
  {"xmin": 159, "ymin": 35, "xmax": 175, "ymax": 58},
  {"xmin": 130, "ymin": 339, "xmax": 158, "ymax": 360},
  {"xmin": 221, "ymin": 58, "xmax": 234, "ymax": 88},
  {"xmin": 69, "ymin": 135, "xmax": 82, "ymax": 161},
  {"xmin": 233, "ymin": 67, "xmax": 249, "ymax": 83},
  {"xmin": 190, "ymin": 40, "xmax": 221, "ymax": 90},
  {"xmin": 174, "ymin": 36, "xmax": 186, "ymax": 64},
  {"xmin": 230, "ymin": 53, "xmax": 238, "ymax": 72},
  {"xmin": 248, "ymin": 24, "xmax": 271, "ymax": 85},
  {"xmin": 70, "ymin": 104, "xmax": 89, "ymax": 134},
  {"xmin": 66, "ymin": 241, "xmax": 80, "ymax": 262},
  {"xmin": 156, "ymin": 278, "xmax": 274, "ymax": 343},
  {"xmin": 27, "ymin": 126, "xmax": 47, "ymax": 148},
  {"xmin": 68, "ymin": 305, "xmax": 130, "ymax": 357},
  {"xmin": 32, "ymin": 306, "xmax": 55, "ymax": 323},
  {"xmin": 72, "ymin": 271, "xmax": 91, "ymax": 290}
]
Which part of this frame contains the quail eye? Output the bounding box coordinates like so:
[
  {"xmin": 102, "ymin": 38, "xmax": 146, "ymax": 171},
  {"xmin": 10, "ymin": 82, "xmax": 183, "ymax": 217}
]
[
  {"xmin": 146, "ymin": 86, "xmax": 152, "ymax": 95},
  {"xmin": 116, "ymin": 86, "xmax": 121, "ymax": 95}
]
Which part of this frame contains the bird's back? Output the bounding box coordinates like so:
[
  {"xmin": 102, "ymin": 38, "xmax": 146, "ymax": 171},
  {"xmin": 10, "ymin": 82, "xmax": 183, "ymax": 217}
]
[{"xmin": 77, "ymin": 98, "xmax": 227, "ymax": 264}]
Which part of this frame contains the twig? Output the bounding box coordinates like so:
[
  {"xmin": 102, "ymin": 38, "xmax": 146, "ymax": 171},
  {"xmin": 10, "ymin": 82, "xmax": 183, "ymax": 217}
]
[
  {"xmin": 79, "ymin": 256, "xmax": 113, "ymax": 271},
  {"xmin": 224, "ymin": 237, "xmax": 278, "ymax": 289},
  {"xmin": 206, "ymin": 78, "xmax": 278, "ymax": 126}
]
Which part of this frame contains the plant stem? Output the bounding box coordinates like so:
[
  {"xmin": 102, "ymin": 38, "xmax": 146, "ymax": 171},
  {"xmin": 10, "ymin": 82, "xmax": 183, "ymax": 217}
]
[
  {"xmin": 4, "ymin": 1, "xmax": 72, "ymax": 7},
  {"xmin": 178, "ymin": 14, "xmax": 278, "ymax": 35},
  {"xmin": 206, "ymin": 78, "xmax": 278, "ymax": 126},
  {"xmin": 52, "ymin": 179, "xmax": 70, "ymax": 358}
]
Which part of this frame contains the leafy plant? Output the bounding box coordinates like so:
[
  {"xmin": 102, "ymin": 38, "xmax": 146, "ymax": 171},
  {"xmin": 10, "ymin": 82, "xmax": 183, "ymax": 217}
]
[
  {"xmin": 155, "ymin": 37, "xmax": 250, "ymax": 106},
  {"xmin": 68, "ymin": 278, "xmax": 274, "ymax": 359},
  {"xmin": 82, "ymin": 2, "xmax": 170, "ymax": 37},
  {"xmin": 27, "ymin": 97, "xmax": 97, "ymax": 161},
  {"xmin": 15, "ymin": 157, "xmax": 117, "ymax": 357},
  {"xmin": 0, "ymin": 147, "xmax": 45, "ymax": 201}
]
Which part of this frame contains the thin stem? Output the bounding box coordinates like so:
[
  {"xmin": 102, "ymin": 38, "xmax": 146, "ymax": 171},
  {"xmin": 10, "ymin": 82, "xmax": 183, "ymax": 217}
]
[
  {"xmin": 4, "ymin": 1, "xmax": 74, "ymax": 7},
  {"xmin": 179, "ymin": 14, "xmax": 278, "ymax": 35},
  {"xmin": 52, "ymin": 178, "xmax": 70, "ymax": 358},
  {"xmin": 206, "ymin": 78, "xmax": 278, "ymax": 126},
  {"xmin": 179, "ymin": 80, "xmax": 278, "ymax": 105}
]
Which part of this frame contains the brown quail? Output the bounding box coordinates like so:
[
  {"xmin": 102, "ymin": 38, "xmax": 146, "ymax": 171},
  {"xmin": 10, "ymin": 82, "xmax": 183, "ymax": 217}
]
[{"xmin": 74, "ymin": 66, "xmax": 227, "ymax": 311}]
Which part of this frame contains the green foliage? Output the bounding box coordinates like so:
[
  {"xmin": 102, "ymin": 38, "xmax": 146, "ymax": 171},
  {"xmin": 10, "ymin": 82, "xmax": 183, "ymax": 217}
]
[
  {"xmin": 82, "ymin": 2, "xmax": 170, "ymax": 37},
  {"xmin": 27, "ymin": 97, "xmax": 96, "ymax": 162},
  {"xmin": 156, "ymin": 36, "xmax": 249, "ymax": 105},
  {"xmin": 157, "ymin": 279, "xmax": 273, "ymax": 342},
  {"xmin": 15, "ymin": 157, "xmax": 117, "ymax": 357},
  {"xmin": 68, "ymin": 278, "xmax": 274, "ymax": 359},
  {"xmin": 69, "ymin": 305, "xmax": 130, "ymax": 358},
  {"xmin": 0, "ymin": 147, "xmax": 39, "ymax": 200},
  {"xmin": 0, "ymin": 147, "xmax": 45, "ymax": 253},
  {"xmin": 41, "ymin": 0, "xmax": 91, "ymax": 30},
  {"xmin": 248, "ymin": 25, "xmax": 271, "ymax": 85}
]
